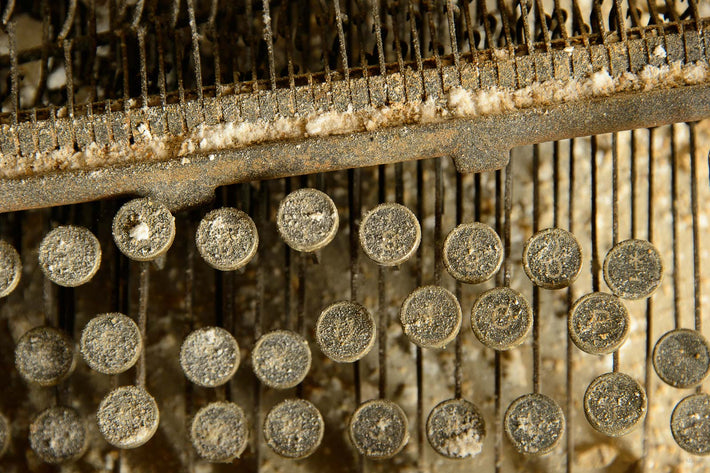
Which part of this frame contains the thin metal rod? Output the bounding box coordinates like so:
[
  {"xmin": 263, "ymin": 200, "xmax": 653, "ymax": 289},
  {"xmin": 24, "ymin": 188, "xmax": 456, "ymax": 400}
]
[
  {"xmin": 378, "ymin": 165, "xmax": 387, "ymax": 399},
  {"xmin": 688, "ymin": 123, "xmax": 702, "ymax": 334},
  {"xmin": 532, "ymin": 145, "xmax": 540, "ymax": 393},
  {"xmin": 591, "ymin": 136, "xmax": 600, "ymax": 292},
  {"xmin": 136, "ymin": 262, "xmax": 149, "ymax": 388},
  {"xmin": 566, "ymin": 138, "xmax": 576, "ymax": 473},
  {"xmin": 642, "ymin": 128, "xmax": 656, "ymax": 473},
  {"xmin": 612, "ymin": 133, "xmax": 620, "ymax": 372},
  {"xmin": 454, "ymin": 171, "xmax": 464, "ymax": 399},
  {"xmin": 670, "ymin": 125, "xmax": 681, "ymax": 329}
]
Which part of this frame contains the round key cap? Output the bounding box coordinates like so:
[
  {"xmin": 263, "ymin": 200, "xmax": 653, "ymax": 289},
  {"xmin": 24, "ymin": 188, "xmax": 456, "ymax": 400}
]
[
  {"xmin": 359, "ymin": 203, "xmax": 421, "ymax": 266},
  {"xmin": 653, "ymin": 328, "xmax": 710, "ymax": 389},
  {"xmin": 252, "ymin": 330, "xmax": 311, "ymax": 389},
  {"xmin": 196, "ymin": 207, "xmax": 259, "ymax": 271},
  {"xmin": 504, "ymin": 393, "xmax": 565, "ymax": 455},
  {"xmin": 264, "ymin": 398, "xmax": 324, "ymax": 459},
  {"xmin": 97, "ymin": 385, "xmax": 160, "ymax": 449},
  {"xmin": 81, "ymin": 313, "xmax": 142, "ymax": 374},
  {"xmin": 443, "ymin": 222, "xmax": 503, "ymax": 284},
  {"xmin": 0, "ymin": 239, "xmax": 21, "ymax": 298},
  {"xmin": 15, "ymin": 326, "xmax": 75, "ymax": 386},
  {"xmin": 180, "ymin": 326, "xmax": 240, "ymax": 388},
  {"xmin": 277, "ymin": 188, "xmax": 339, "ymax": 252},
  {"xmin": 568, "ymin": 292, "xmax": 629, "ymax": 355},
  {"xmin": 426, "ymin": 398, "xmax": 486, "ymax": 459},
  {"xmin": 190, "ymin": 401, "xmax": 248, "ymax": 462},
  {"xmin": 113, "ymin": 198, "xmax": 176, "ymax": 261},
  {"xmin": 400, "ymin": 286, "xmax": 462, "ymax": 349},
  {"xmin": 0, "ymin": 412, "xmax": 10, "ymax": 457},
  {"xmin": 349, "ymin": 399, "xmax": 409, "ymax": 459},
  {"xmin": 29, "ymin": 406, "xmax": 86, "ymax": 463},
  {"xmin": 671, "ymin": 393, "xmax": 710, "ymax": 455},
  {"xmin": 583, "ymin": 372, "xmax": 647, "ymax": 437},
  {"xmin": 522, "ymin": 228, "xmax": 582, "ymax": 289},
  {"xmin": 603, "ymin": 239, "xmax": 663, "ymax": 300},
  {"xmin": 471, "ymin": 287, "xmax": 533, "ymax": 350},
  {"xmin": 39, "ymin": 225, "xmax": 101, "ymax": 287},
  {"xmin": 316, "ymin": 301, "xmax": 376, "ymax": 363}
]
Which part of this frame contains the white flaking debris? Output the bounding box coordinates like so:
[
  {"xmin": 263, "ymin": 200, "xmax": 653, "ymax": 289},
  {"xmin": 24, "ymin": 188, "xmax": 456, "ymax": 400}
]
[
  {"xmin": 653, "ymin": 45, "xmax": 667, "ymax": 59},
  {"xmin": 2, "ymin": 60, "xmax": 708, "ymax": 180},
  {"xmin": 129, "ymin": 223, "xmax": 151, "ymax": 241}
]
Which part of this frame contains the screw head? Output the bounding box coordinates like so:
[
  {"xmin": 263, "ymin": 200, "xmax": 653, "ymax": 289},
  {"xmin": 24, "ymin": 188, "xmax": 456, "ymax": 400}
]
[
  {"xmin": 252, "ymin": 330, "xmax": 311, "ymax": 389},
  {"xmin": 522, "ymin": 228, "xmax": 582, "ymax": 289},
  {"xmin": 359, "ymin": 203, "xmax": 421, "ymax": 266},
  {"xmin": 653, "ymin": 328, "xmax": 710, "ymax": 389},
  {"xmin": 180, "ymin": 327, "xmax": 240, "ymax": 388},
  {"xmin": 29, "ymin": 406, "xmax": 87, "ymax": 464},
  {"xmin": 81, "ymin": 313, "xmax": 142, "ymax": 375},
  {"xmin": 39, "ymin": 225, "xmax": 101, "ymax": 287},
  {"xmin": 277, "ymin": 188, "xmax": 339, "ymax": 252},
  {"xmin": 568, "ymin": 292, "xmax": 629, "ymax": 355},
  {"xmin": 583, "ymin": 372, "xmax": 647, "ymax": 437},
  {"xmin": 0, "ymin": 239, "xmax": 21, "ymax": 298},
  {"xmin": 97, "ymin": 385, "xmax": 160, "ymax": 449},
  {"xmin": 443, "ymin": 222, "xmax": 503, "ymax": 284},
  {"xmin": 190, "ymin": 401, "xmax": 249, "ymax": 462},
  {"xmin": 426, "ymin": 398, "xmax": 486, "ymax": 459},
  {"xmin": 196, "ymin": 207, "xmax": 259, "ymax": 271},
  {"xmin": 603, "ymin": 239, "xmax": 663, "ymax": 300},
  {"xmin": 112, "ymin": 198, "xmax": 176, "ymax": 261},
  {"xmin": 349, "ymin": 399, "xmax": 409, "ymax": 459},
  {"xmin": 15, "ymin": 326, "xmax": 75, "ymax": 386},
  {"xmin": 504, "ymin": 392, "xmax": 565, "ymax": 455},
  {"xmin": 316, "ymin": 301, "xmax": 376, "ymax": 363},
  {"xmin": 264, "ymin": 398, "xmax": 324, "ymax": 459},
  {"xmin": 671, "ymin": 393, "xmax": 710, "ymax": 456},
  {"xmin": 400, "ymin": 286, "xmax": 462, "ymax": 349},
  {"xmin": 471, "ymin": 287, "xmax": 532, "ymax": 350}
]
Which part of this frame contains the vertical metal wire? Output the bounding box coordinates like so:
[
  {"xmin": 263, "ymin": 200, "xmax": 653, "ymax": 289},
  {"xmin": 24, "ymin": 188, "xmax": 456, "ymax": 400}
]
[
  {"xmin": 532, "ymin": 145, "xmax": 541, "ymax": 394},
  {"xmin": 688, "ymin": 123, "xmax": 703, "ymax": 393},
  {"xmin": 591, "ymin": 136, "xmax": 601, "ymax": 293},
  {"xmin": 642, "ymin": 128, "xmax": 656, "ymax": 473},
  {"xmin": 454, "ymin": 171, "xmax": 464, "ymax": 399},
  {"xmin": 566, "ymin": 138, "xmax": 576, "ymax": 473},
  {"xmin": 378, "ymin": 165, "xmax": 387, "ymax": 400},
  {"xmin": 670, "ymin": 125, "xmax": 681, "ymax": 329},
  {"xmin": 136, "ymin": 263, "xmax": 150, "ymax": 388},
  {"xmin": 612, "ymin": 133, "xmax": 620, "ymax": 372}
]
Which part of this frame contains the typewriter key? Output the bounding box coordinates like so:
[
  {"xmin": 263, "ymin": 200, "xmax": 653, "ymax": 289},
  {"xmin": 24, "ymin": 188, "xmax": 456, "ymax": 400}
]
[
  {"xmin": 471, "ymin": 287, "xmax": 533, "ymax": 350},
  {"xmin": 671, "ymin": 393, "xmax": 710, "ymax": 455},
  {"xmin": 568, "ymin": 292, "xmax": 629, "ymax": 355},
  {"xmin": 190, "ymin": 401, "xmax": 248, "ymax": 462},
  {"xmin": 359, "ymin": 203, "xmax": 421, "ymax": 266},
  {"xmin": 39, "ymin": 225, "xmax": 101, "ymax": 287},
  {"xmin": 584, "ymin": 372, "xmax": 647, "ymax": 437},
  {"xmin": 15, "ymin": 326, "xmax": 75, "ymax": 386},
  {"xmin": 653, "ymin": 328, "xmax": 710, "ymax": 389},
  {"xmin": 349, "ymin": 399, "xmax": 409, "ymax": 459},
  {"xmin": 29, "ymin": 407, "xmax": 86, "ymax": 463},
  {"xmin": 316, "ymin": 301, "xmax": 376, "ymax": 363},
  {"xmin": 277, "ymin": 188, "xmax": 339, "ymax": 252},
  {"xmin": 81, "ymin": 313, "xmax": 142, "ymax": 375},
  {"xmin": 603, "ymin": 239, "xmax": 663, "ymax": 300},
  {"xmin": 522, "ymin": 228, "xmax": 582, "ymax": 289},
  {"xmin": 504, "ymin": 393, "xmax": 565, "ymax": 455},
  {"xmin": 443, "ymin": 222, "xmax": 503, "ymax": 284},
  {"xmin": 264, "ymin": 399, "xmax": 324, "ymax": 459},
  {"xmin": 112, "ymin": 198, "xmax": 176, "ymax": 261},
  {"xmin": 97, "ymin": 385, "xmax": 159, "ymax": 449},
  {"xmin": 0, "ymin": 412, "xmax": 9, "ymax": 457},
  {"xmin": 400, "ymin": 286, "xmax": 462, "ymax": 349},
  {"xmin": 426, "ymin": 398, "xmax": 486, "ymax": 459},
  {"xmin": 196, "ymin": 208, "xmax": 258, "ymax": 271},
  {"xmin": 180, "ymin": 327, "xmax": 240, "ymax": 388},
  {"xmin": 252, "ymin": 330, "xmax": 311, "ymax": 389},
  {"xmin": 0, "ymin": 240, "xmax": 21, "ymax": 298}
]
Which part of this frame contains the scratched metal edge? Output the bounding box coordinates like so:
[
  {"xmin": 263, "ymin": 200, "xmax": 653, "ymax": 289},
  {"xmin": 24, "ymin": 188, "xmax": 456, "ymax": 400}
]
[{"xmin": 1, "ymin": 83, "xmax": 708, "ymax": 213}]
